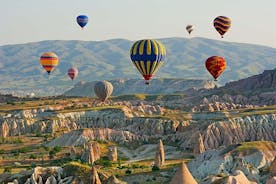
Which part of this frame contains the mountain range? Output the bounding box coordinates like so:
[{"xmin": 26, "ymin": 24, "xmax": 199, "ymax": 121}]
[{"xmin": 0, "ymin": 37, "xmax": 275, "ymax": 96}]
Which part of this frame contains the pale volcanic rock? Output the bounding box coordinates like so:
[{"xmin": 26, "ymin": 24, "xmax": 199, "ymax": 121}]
[
  {"xmin": 270, "ymin": 157, "xmax": 276, "ymax": 175},
  {"xmin": 45, "ymin": 175, "xmax": 57, "ymax": 184},
  {"xmin": 108, "ymin": 146, "xmax": 118, "ymax": 162},
  {"xmin": 266, "ymin": 176, "xmax": 276, "ymax": 184},
  {"xmin": 81, "ymin": 141, "xmax": 101, "ymax": 164},
  {"xmin": 0, "ymin": 121, "xmax": 9, "ymax": 138},
  {"xmin": 90, "ymin": 167, "xmax": 102, "ymax": 184},
  {"xmin": 154, "ymin": 139, "xmax": 165, "ymax": 168},
  {"xmin": 188, "ymin": 142, "xmax": 276, "ymax": 182},
  {"xmin": 225, "ymin": 170, "xmax": 257, "ymax": 184},
  {"xmin": 48, "ymin": 128, "xmax": 146, "ymax": 147},
  {"xmin": 170, "ymin": 162, "xmax": 198, "ymax": 184},
  {"xmin": 106, "ymin": 175, "xmax": 127, "ymax": 184},
  {"xmin": 202, "ymin": 114, "xmax": 276, "ymax": 150},
  {"xmin": 193, "ymin": 133, "xmax": 205, "ymax": 156}
]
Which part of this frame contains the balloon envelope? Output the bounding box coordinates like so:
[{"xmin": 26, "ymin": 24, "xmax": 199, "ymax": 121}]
[
  {"xmin": 130, "ymin": 39, "xmax": 166, "ymax": 84},
  {"xmin": 213, "ymin": 16, "xmax": 231, "ymax": 38},
  {"xmin": 77, "ymin": 15, "xmax": 88, "ymax": 28},
  {"xmin": 205, "ymin": 56, "xmax": 227, "ymax": 80},
  {"xmin": 186, "ymin": 25, "xmax": 194, "ymax": 34},
  {"xmin": 40, "ymin": 52, "xmax": 59, "ymax": 75},
  {"xmin": 67, "ymin": 67, "xmax": 78, "ymax": 80},
  {"xmin": 94, "ymin": 81, "xmax": 113, "ymax": 102}
]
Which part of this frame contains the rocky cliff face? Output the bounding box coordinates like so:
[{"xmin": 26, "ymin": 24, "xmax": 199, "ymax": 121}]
[
  {"xmin": 0, "ymin": 105, "xmax": 275, "ymax": 151},
  {"xmin": 188, "ymin": 141, "xmax": 276, "ymax": 183},
  {"xmin": 223, "ymin": 69, "xmax": 276, "ymax": 93}
]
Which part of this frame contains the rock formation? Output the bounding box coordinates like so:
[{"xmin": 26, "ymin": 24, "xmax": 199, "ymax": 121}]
[
  {"xmin": 108, "ymin": 146, "xmax": 118, "ymax": 162},
  {"xmin": 270, "ymin": 156, "xmax": 276, "ymax": 175},
  {"xmin": 81, "ymin": 141, "xmax": 101, "ymax": 164},
  {"xmin": 266, "ymin": 176, "xmax": 276, "ymax": 184},
  {"xmin": 106, "ymin": 175, "xmax": 127, "ymax": 184},
  {"xmin": 90, "ymin": 167, "xmax": 102, "ymax": 184},
  {"xmin": 225, "ymin": 170, "xmax": 257, "ymax": 184},
  {"xmin": 154, "ymin": 139, "xmax": 165, "ymax": 168},
  {"xmin": 70, "ymin": 146, "xmax": 77, "ymax": 159},
  {"xmin": 45, "ymin": 175, "xmax": 57, "ymax": 184},
  {"xmin": 0, "ymin": 121, "xmax": 9, "ymax": 138},
  {"xmin": 193, "ymin": 133, "xmax": 205, "ymax": 156},
  {"xmin": 170, "ymin": 162, "xmax": 198, "ymax": 184},
  {"xmin": 188, "ymin": 141, "xmax": 276, "ymax": 182}
]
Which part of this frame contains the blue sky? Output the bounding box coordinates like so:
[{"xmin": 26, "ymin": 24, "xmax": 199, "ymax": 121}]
[{"xmin": 1, "ymin": 0, "xmax": 276, "ymax": 48}]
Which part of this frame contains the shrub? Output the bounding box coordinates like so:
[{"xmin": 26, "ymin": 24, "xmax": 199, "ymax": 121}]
[
  {"xmin": 29, "ymin": 154, "xmax": 37, "ymax": 159},
  {"xmin": 152, "ymin": 165, "xmax": 160, "ymax": 172},
  {"xmin": 3, "ymin": 167, "xmax": 11, "ymax": 173},
  {"xmin": 49, "ymin": 150, "xmax": 55, "ymax": 159},
  {"xmin": 53, "ymin": 146, "xmax": 62, "ymax": 153},
  {"xmin": 125, "ymin": 169, "xmax": 132, "ymax": 175}
]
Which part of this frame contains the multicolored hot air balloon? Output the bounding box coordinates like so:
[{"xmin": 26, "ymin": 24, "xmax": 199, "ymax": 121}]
[
  {"xmin": 213, "ymin": 16, "xmax": 231, "ymax": 38},
  {"xmin": 186, "ymin": 25, "xmax": 195, "ymax": 35},
  {"xmin": 67, "ymin": 67, "xmax": 78, "ymax": 80},
  {"xmin": 94, "ymin": 81, "xmax": 113, "ymax": 102},
  {"xmin": 205, "ymin": 56, "xmax": 227, "ymax": 81},
  {"xmin": 130, "ymin": 39, "xmax": 166, "ymax": 85},
  {"xmin": 40, "ymin": 52, "xmax": 59, "ymax": 75},
  {"xmin": 76, "ymin": 15, "xmax": 88, "ymax": 29}
]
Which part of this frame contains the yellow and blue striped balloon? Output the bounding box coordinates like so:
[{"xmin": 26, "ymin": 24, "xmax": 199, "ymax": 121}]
[
  {"xmin": 40, "ymin": 52, "xmax": 59, "ymax": 75},
  {"xmin": 130, "ymin": 39, "xmax": 166, "ymax": 84}
]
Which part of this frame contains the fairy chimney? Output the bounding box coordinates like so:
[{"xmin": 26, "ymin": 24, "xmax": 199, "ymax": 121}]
[
  {"xmin": 193, "ymin": 133, "xmax": 205, "ymax": 156},
  {"xmin": 108, "ymin": 146, "xmax": 118, "ymax": 162},
  {"xmin": 0, "ymin": 121, "xmax": 9, "ymax": 138},
  {"xmin": 170, "ymin": 162, "xmax": 198, "ymax": 184},
  {"xmin": 154, "ymin": 139, "xmax": 165, "ymax": 168},
  {"xmin": 81, "ymin": 141, "xmax": 101, "ymax": 164},
  {"xmin": 90, "ymin": 167, "xmax": 102, "ymax": 184}
]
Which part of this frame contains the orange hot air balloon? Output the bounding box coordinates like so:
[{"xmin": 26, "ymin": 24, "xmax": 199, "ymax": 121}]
[
  {"xmin": 205, "ymin": 56, "xmax": 226, "ymax": 81},
  {"xmin": 40, "ymin": 52, "xmax": 59, "ymax": 75}
]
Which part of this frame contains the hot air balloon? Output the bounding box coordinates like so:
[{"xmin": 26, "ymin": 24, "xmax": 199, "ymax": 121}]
[
  {"xmin": 205, "ymin": 56, "xmax": 227, "ymax": 81},
  {"xmin": 130, "ymin": 39, "xmax": 166, "ymax": 85},
  {"xmin": 186, "ymin": 25, "xmax": 194, "ymax": 35},
  {"xmin": 213, "ymin": 16, "xmax": 231, "ymax": 38},
  {"xmin": 40, "ymin": 52, "xmax": 59, "ymax": 75},
  {"xmin": 94, "ymin": 81, "xmax": 113, "ymax": 102},
  {"xmin": 76, "ymin": 15, "xmax": 88, "ymax": 29},
  {"xmin": 67, "ymin": 67, "xmax": 78, "ymax": 80}
]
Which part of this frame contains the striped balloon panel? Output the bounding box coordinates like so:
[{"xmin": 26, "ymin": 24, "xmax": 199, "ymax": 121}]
[
  {"xmin": 186, "ymin": 25, "xmax": 194, "ymax": 34},
  {"xmin": 130, "ymin": 39, "xmax": 166, "ymax": 80},
  {"xmin": 205, "ymin": 56, "xmax": 226, "ymax": 80},
  {"xmin": 77, "ymin": 15, "xmax": 88, "ymax": 28},
  {"xmin": 213, "ymin": 16, "xmax": 231, "ymax": 36},
  {"xmin": 40, "ymin": 52, "xmax": 59, "ymax": 74}
]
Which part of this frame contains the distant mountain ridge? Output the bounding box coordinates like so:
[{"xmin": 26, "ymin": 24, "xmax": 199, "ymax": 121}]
[
  {"xmin": 63, "ymin": 78, "xmax": 215, "ymax": 96},
  {"xmin": 0, "ymin": 37, "xmax": 275, "ymax": 96}
]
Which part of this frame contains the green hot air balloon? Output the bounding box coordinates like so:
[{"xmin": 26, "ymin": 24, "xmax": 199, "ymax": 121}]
[{"xmin": 94, "ymin": 81, "xmax": 113, "ymax": 102}]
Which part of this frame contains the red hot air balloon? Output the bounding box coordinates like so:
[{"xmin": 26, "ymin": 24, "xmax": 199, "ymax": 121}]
[
  {"xmin": 205, "ymin": 56, "xmax": 227, "ymax": 81},
  {"xmin": 67, "ymin": 67, "xmax": 78, "ymax": 80}
]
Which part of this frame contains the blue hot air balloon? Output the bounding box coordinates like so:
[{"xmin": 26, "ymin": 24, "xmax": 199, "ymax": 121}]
[{"xmin": 76, "ymin": 15, "xmax": 88, "ymax": 29}]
